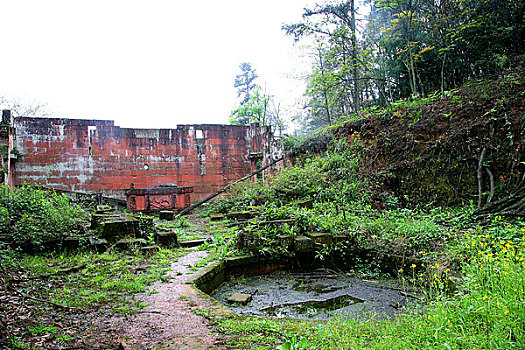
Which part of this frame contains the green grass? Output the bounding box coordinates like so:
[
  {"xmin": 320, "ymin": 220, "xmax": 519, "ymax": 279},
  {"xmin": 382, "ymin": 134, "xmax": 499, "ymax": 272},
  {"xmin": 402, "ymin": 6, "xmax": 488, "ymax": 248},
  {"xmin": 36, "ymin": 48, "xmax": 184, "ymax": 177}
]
[
  {"xmin": 217, "ymin": 221, "xmax": 525, "ymax": 350},
  {"xmin": 14, "ymin": 248, "xmax": 185, "ymax": 311},
  {"xmin": 218, "ymin": 316, "xmax": 316, "ymax": 350}
]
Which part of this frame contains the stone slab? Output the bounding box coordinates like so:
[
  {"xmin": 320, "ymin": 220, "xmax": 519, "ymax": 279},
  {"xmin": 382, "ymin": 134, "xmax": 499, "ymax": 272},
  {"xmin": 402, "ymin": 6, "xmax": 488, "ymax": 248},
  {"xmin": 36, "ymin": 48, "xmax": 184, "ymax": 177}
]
[
  {"xmin": 115, "ymin": 238, "xmax": 147, "ymax": 251},
  {"xmin": 306, "ymin": 232, "xmax": 333, "ymax": 246},
  {"xmin": 293, "ymin": 235, "xmax": 314, "ymax": 253},
  {"xmin": 179, "ymin": 239, "xmax": 207, "ymax": 248},
  {"xmin": 209, "ymin": 213, "xmax": 225, "ymax": 221},
  {"xmin": 227, "ymin": 293, "xmax": 252, "ymax": 304},
  {"xmin": 159, "ymin": 210, "xmax": 174, "ymax": 220},
  {"xmin": 155, "ymin": 231, "xmax": 178, "ymax": 247}
]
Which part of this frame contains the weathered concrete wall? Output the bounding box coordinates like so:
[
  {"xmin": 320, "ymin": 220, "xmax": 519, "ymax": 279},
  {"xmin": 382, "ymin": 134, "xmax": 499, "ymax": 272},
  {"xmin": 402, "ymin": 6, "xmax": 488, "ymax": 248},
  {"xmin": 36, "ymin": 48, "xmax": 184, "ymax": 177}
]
[{"xmin": 9, "ymin": 115, "xmax": 281, "ymax": 201}]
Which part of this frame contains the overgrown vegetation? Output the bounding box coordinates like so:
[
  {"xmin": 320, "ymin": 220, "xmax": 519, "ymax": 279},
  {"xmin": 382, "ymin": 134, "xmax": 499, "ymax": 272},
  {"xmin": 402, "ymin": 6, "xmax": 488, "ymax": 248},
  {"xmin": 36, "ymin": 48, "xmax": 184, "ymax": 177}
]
[
  {"xmin": 0, "ymin": 183, "xmax": 89, "ymax": 254},
  {"xmin": 2, "ymin": 68, "xmax": 525, "ymax": 349},
  {"xmin": 0, "ymin": 183, "xmax": 190, "ymax": 348},
  {"xmin": 216, "ymin": 220, "xmax": 525, "ymax": 349},
  {"xmin": 207, "ymin": 70, "xmax": 525, "ymax": 348},
  {"xmin": 0, "ymin": 248, "xmax": 185, "ymax": 348}
]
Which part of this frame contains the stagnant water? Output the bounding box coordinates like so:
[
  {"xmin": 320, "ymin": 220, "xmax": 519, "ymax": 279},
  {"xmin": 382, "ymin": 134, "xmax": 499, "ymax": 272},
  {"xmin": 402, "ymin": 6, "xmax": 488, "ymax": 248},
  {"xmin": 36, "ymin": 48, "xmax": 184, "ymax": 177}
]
[{"xmin": 211, "ymin": 269, "xmax": 418, "ymax": 320}]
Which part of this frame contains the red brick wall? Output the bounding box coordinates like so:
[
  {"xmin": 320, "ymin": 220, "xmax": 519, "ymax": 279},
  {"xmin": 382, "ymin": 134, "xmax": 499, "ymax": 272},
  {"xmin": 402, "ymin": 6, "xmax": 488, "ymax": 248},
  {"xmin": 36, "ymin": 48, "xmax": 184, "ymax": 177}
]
[{"xmin": 11, "ymin": 116, "xmax": 278, "ymax": 202}]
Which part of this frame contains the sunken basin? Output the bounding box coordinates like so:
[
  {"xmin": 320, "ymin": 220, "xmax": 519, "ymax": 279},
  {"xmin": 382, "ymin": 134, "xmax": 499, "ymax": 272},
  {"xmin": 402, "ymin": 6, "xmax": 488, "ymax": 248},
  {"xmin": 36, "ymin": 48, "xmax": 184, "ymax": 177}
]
[{"xmin": 189, "ymin": 255, "xmax": 419, "ymax": 321}]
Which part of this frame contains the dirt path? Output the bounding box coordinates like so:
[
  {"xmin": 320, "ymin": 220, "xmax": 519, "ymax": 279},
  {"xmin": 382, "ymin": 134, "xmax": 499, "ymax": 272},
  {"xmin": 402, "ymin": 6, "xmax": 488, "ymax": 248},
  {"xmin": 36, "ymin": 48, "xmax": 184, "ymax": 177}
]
[{"xmin": 113, "ymin": 250, "xmax": 226, "ymax": 350}]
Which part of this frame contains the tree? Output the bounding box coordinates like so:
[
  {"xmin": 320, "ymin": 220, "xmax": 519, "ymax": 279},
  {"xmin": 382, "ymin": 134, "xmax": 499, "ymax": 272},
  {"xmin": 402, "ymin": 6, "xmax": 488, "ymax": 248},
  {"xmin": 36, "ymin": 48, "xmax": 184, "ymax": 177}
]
[
  {"xmin": 285, "ymin": 0, "xmax": 525, "ymax": 133},
  {"xmin": 234, "ymin": 63, "xmax": 258, "ymax": 105},
  {"xmin": 229, "ymin": 86, "xmax": 270, "ymax": 126},
  {"xmin": 0, "ymin": 95, "xmax": 50, "ymax": 117},
  {"xmin": 283, "ymin": 0, "xmax": 364, "ymax": 130},
  {"xmin": 229, "ymin": 63, "xmax": 283, "ymax": 128}
]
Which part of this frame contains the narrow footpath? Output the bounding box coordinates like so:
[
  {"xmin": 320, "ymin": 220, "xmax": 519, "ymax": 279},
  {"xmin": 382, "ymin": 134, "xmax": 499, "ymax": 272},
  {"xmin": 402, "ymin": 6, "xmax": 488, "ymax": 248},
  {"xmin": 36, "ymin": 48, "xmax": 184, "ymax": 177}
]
[
  {"xmin": 112, "ymin": 250, "xmax": 225, "ymax": 350},
  {"xmin": 111, "ymin": 213, "xmax": 227, "ymax": 350}
]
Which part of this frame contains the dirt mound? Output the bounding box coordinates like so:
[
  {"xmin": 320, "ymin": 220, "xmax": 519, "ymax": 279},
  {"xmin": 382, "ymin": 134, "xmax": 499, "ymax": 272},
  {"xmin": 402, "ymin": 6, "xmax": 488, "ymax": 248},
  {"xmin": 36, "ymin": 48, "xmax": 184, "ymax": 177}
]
[{"xmin": 337, "ymin": 70, "xmax": 525, "ymax": 207}]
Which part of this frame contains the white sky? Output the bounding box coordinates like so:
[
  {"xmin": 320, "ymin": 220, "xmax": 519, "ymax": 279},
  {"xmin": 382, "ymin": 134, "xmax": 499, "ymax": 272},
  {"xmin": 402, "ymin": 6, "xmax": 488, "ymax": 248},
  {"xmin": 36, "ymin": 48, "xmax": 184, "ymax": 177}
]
[{"xmin": 0, "ymin": 0, "xmax": 318, "ymax": 129}]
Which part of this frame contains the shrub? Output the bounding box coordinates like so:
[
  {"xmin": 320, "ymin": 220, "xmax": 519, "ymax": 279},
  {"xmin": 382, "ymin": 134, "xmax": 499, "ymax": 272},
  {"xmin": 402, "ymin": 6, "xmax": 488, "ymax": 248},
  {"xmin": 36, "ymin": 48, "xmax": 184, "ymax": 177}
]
[{"xmin": 0, "ymin": 183, "xmax": 89, "ymax": 253}]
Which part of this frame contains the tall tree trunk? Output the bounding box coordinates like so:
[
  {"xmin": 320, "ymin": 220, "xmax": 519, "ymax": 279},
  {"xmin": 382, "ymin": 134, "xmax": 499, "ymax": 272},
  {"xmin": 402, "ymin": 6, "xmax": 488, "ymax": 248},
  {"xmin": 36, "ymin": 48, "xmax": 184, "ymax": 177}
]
[
  {"xmin": 318, "ymin": 49, "xmax": 332, "ymax": 125},
  {"xmin": 350, "ymin": 0, "xmax": 360, "ymax": 112}
]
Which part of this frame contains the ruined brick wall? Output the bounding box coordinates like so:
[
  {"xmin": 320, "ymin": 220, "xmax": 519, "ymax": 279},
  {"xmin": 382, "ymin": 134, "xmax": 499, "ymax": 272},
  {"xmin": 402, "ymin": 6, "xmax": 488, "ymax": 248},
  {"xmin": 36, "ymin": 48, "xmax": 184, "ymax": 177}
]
[
  {"xmin": 10, "ymin": 115, "xmax": 279, "ymax": 202},
  {"xmin": 1, "ymin": 111, "xmax": 15, "ymax": 185}
]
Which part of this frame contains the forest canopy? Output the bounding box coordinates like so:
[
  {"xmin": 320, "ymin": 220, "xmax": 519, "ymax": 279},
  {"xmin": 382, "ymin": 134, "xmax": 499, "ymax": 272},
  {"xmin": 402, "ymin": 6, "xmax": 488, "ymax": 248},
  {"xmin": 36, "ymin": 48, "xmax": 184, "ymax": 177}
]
[{"xmin": 283, "ymin": 0, "xmax": 525, "ymax": 131}]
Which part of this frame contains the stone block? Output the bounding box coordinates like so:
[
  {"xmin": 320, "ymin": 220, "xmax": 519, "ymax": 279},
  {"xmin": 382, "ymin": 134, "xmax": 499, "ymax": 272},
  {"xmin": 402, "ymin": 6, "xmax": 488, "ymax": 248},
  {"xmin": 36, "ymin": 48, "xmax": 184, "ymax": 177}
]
[
  {"xmin": 296, "ymin": 199, "xmax": 313, "ymax": 209},
  {"xmin": 209, "ymin": 213, "xmax": 225, "ymax": 221},
  {"xmin": 293, "ymin": 236, "xmax": 314, "ymax": 253},
  {"xmin": 140, "ymin": 245, "xmax": 160, "ymax": 254},
  {"xmin": 236, "ymin": 231, "xmax": 262, "ymax": 251},
  {"xmin": 96, "ymin": 205, "xmax": 113, "ymax": 214},
  {"xmin": 89, "ymin": 237, "xmax": 108, "ymax": 253},
  {"xmin": 91, "ymin": 213, "xmax": 119, "ymax": 229},
  {"xmin": 227, "ymin": 293, "xmax": 252, "ymax": 304},
  {"xmin": 333, "ymin": 235, "xmax": 349, "ymax": 244},
  {"xmin": 179, "ymin": 239, "xmax": 207, "ymax": 248},
  {"xmin": 42, "ymin": 239, "xmax": 61, "ymax": 253},
  {"xmin": 63, "ymin": 236, "xmax": 80, "ymax": 252},
  {"xmin": 306, "ymin": 232, "xmax": 333, "ymax": 246},
  {"xmin": 100, "ymin": 217, "xmax": 139, "ymax": 242},
  {"xmin": 227, "ymin": 211, "xmax": 256, "ymax": 221},
  {"xmin": 277, "ymin": 235, "xmax": 293, "ymax": 250},
  {"xmin": 159, "ymin": 210, "xmax": 174, "ymax": 220},
  {"xmin": 155, "ymin": 231, "xmax": 178, "ymax": 247},
  {"xmin": 115, "ymin": 238, "xmax": 147, "ymax": 251}
]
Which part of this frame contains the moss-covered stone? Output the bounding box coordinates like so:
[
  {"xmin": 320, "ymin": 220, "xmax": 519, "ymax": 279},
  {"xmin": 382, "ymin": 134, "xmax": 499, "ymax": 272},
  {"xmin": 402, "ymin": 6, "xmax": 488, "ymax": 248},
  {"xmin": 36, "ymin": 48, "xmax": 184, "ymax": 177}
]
[
  {"xmin": 209, "ymin": 213, "xmax": 225, "ymax": 221},
  {"xmin": 236, "ymin": 231, "xmax": 262, "ymax": 251},
  {"xmin": 63, "ymin": 236, "xmax": 80, "ymax": 252},
  {"xmin": 140, "ymin": 245, "xmax": 160, "ymax": 254},
  {"xmin": 227, "ymin": 211, "xmax": 257, "ymax": 221},
  {"xmin": 159, "ymin": 210, "xmax": 174, "ymax": 220},
  {"xmin": 277, "ymin": 235, "xmax": 294, "ymax": 250},
  {"xmin": 115, "ymin": 238, "xmax": 147, "ymax": 251},
  {"xmin": 155, "ymin": 231, "xmax": 178, "ymax": 247},
  {"xmin": 89, "ymin": 237, "xmax": 108, "ymax": 253},
  {"xmin": 306, "ymin": 232, "xmax": 332, "ymax": 246},
  {"xmin": 96, "ymin": 205, "xmax": 113, "ymax": 214},
  {"xmin": 179, "ymin": 239, "xmax": 207, "ymax": 248},
  {"xmin": 100, "ymin": 217, "xmax": 139, "ymax": 242},
  {"xmin": 293, "ymin": 236, "xmax": 314, "ymax": 253},
  {"xmin": 91, "ymin": 213, "xmax": 119, "ymax": 229}
]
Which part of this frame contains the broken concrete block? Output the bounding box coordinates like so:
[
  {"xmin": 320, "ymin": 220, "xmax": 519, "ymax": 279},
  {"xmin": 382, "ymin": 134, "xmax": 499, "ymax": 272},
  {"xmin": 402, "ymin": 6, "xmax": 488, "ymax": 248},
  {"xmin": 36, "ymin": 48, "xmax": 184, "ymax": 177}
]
[
  {"xmin": 115, "ymin": 238, "xmax": 147, "ymax": 251},
  {"xmin": 159, "ymin": 210, "xmax": 174, "ymax": 221},
  {"xmin": 293, "ymin": 236, "xmax": 314, "ymax": 253},
  {"xmin": 306, "ymin": 232, "xmax": 333, "ymax": 246},
  {"xmin": 155, "ymin": 231, "xmax": 178, "ymax": 247},
  {"xmin": 227, "ymin": 293, "xmax": 252, "ymax": 304}
]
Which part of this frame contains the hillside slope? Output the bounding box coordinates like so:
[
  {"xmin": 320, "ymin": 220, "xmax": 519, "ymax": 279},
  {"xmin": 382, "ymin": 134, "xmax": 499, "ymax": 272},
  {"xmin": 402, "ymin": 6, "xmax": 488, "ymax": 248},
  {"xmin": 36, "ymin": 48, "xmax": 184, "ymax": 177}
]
[{"xmin": 334, "ymin": 70, "xmax": 525, "ymax": 210}]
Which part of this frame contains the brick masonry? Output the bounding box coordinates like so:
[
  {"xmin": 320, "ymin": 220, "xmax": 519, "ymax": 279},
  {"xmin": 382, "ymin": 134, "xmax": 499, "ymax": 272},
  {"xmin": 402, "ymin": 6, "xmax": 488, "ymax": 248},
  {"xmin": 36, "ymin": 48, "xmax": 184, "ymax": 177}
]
[{"xmin": 2, "ymin": 111, "xmax": 282, "ymax": 202}]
